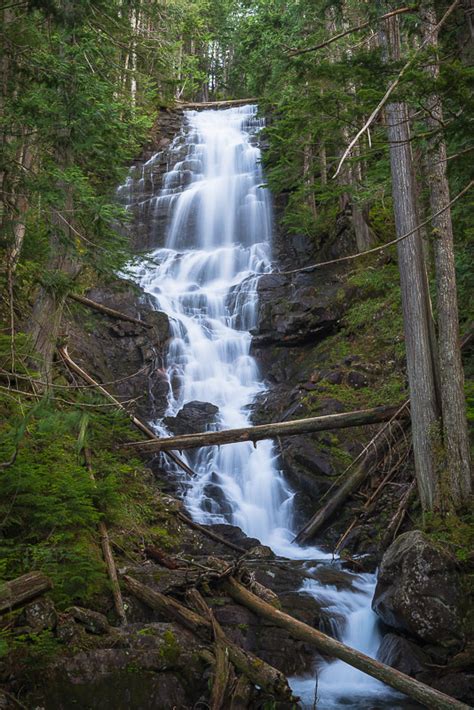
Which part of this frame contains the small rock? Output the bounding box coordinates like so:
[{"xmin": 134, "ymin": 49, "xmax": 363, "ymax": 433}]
[
  {"xmin": 23, "ymin": 598, "xmax": 57, "ymax": 631},
  {"xmin": 347, "ymin": 370, "xmax": 368, "ymax": 388}
]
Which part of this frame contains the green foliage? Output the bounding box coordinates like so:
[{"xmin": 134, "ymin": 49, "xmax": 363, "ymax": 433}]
[
  {"xmin": 0, "ymin": 388, "xmax": 156, "ymax": 608},
  {"xmin": 423, "ymin": 511, "xmax": 474, "ymax": 564}
]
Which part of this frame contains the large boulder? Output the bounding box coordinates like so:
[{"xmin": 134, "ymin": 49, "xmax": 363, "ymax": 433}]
[
  {"xmin": 372, "ymin": 531, "xmax": 464, "ymax": 649},
  {"xmin": 164, "ymin": 400, "xmax": 219, "ymax": 435}
]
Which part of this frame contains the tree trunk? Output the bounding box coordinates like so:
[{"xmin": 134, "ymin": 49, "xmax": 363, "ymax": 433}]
[
  {"xmin": 223, "ymin": 577, "xmax": 470, "ymax": 710},
  {"xmin": 0, "ymin": 572, "xmax": 52, "ymax": 614},
  {"xmin": 420, "ymin": 1, "xmax": 472, "ymax": 509},
  {"xmin": 130, "ymin": 405, "xmax": 407, "ymax": 452},
  {"xmin": 379, "ymin": 7, "xmax": 441, "ymax": 511}
]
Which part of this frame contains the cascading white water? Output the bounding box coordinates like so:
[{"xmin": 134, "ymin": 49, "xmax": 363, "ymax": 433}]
[{"xmin": 121, "ymin": 105, "xmax": 406, "ymax": 709}]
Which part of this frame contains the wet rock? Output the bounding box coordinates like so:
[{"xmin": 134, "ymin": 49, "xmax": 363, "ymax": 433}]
[
  {"xmin": 164, "ymin": 400, "xmax": 219, "ymax": 435},
  {"xmin": 67, "ymin": 281, "xmax": 171, "ymax": 422},
  {"xmin": 202, "ymin": 480, "xmax": 233, "ymax": 517},
  {"xmin": 68, "ymin": 607, "xmax": 111, "ymax": 635},
  {"xmin": 244, "ymin": 545, "xmax": 275, "ymax": 560},
  {"xmin": 34, "ymin": 623, "xmax": 207, "ymax": 710},
  {"xmin": 22, "ymin": 598, "xmax": 57, "ymax": 631},
  {"xmin": 377, "ymin": 633, "xmax": 429, "ymax": 675},
  {"xmin": 372, "ymin": 531, "xmax": 464, "ymax": 649},
  {"xmin": 253, "ymin": 272, "xmax": 348, "ymax": 347}
]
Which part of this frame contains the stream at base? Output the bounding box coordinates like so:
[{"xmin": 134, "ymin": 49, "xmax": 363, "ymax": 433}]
[{"xmin": 120, "ymin": 104, "xmax": 412, "ymax": 708}]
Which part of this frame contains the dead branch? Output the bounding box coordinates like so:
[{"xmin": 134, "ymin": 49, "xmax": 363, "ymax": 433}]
[
  {"xmin": 333, "ymin": 0, "xmax": 461, "ymax": 179},
  {"xmin": 279, "ymin": 180, "xmax": 473, "ymax": 276},
  {"xmin": 287, "ymin": 7, "xmax": 413, "ymax": 56},
  {"xmin": 68, "ymin": 293, "xmax": 151, "ymax": 328},
  {"xmin": 58, "ymin": 345, "xmax": 195, "ymax": 478}
]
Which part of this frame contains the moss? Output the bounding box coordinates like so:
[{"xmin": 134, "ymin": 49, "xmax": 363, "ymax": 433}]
[
  {"xmin": 423, "ymin": 510, "xmax": 474, "ymax": 564},
  {"xmin": 159, "ymin": 629, "xmax": 181, "ymax": 665}
]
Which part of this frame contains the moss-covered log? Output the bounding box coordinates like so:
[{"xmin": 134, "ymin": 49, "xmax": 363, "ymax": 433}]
[{"xmin": 0, "ymin": 572, "xmax": 52, "ymax": 614}]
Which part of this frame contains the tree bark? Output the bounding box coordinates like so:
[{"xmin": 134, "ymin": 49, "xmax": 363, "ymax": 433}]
[
  {"xmin": 0, "ymin": 572, "xmax": 52, "ymax": 614},
  {"xmin": 420, "ymin": 1, "xmax": 472, "ymax": 509},
  {"xmin": 379, "ymin": 8, "xmax": 441, "ymax": 510},
  {"xmin": 223, "ymin": 577, "xmax": 470, "ymax": 710},
  {"xmin": 129, "ymin": 405, "xmax": 407, "ymax": 452}
]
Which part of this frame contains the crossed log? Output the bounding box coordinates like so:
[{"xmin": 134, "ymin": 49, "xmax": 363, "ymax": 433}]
[{"xmin": 123, "ymin": 570, "xmax": 468, "ymax": 710}]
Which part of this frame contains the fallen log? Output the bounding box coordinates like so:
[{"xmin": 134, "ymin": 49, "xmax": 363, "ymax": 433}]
[
  {"xmin": 187, "ymin": 589, "xmax": 233, "ymax": 710},
  {"xmin": 294, "ymin": 405, "xmax": 410, "ymax": 543},
  {"xmin": 68, "ymin": 293, "xmax": 151, "ymax": 328},
  {"xmin": 122, "ymin": 575, "xmax": 295, "ymax": 703},
  {"xmin": 176, "ymin": 98, "xmax": 259, "ymax": 110},
  {"xmin": 223, "ymin": 577, "xmax": 470, "ymax": 710},
  {"xmin": 58, "ymin": 346, "xmax": 195, "ymax": 478},
  {"xmin": 0, "ymin": 572, "xmax": 52, "ymax": 614},
  {"xmin": 125, "ymin": 405, "xmax": 407, "ymax": 452},
  {"xmin": 144, "ymin": 545, "xmax": 180, "ymax": 570}
]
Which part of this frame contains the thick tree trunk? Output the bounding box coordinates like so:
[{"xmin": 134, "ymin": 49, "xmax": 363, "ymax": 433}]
[
  {"xmin": 420, "ymin": 2, "xmax": 472, "ymax": 508},
  {"xmin": 0, "ymin": 572, "xmax": 52, "ymax": 614},
  {"xmin": 130, "ymin": 405, "xmax": 406, "ymax": 452},
  {"xmin": 223, "ymin": 577, "xmax": 469, "ymax": 710},
  {"xmin": 380, "ymin": 9, "xmax": 441, "ymax": 510}
]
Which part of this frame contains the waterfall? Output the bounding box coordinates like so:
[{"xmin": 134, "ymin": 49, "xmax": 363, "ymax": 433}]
[{"xmin": 121, "ymin": 104, "xmax": 403, "ymax": 709}]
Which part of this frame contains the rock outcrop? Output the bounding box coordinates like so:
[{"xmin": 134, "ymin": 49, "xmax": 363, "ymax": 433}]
[
  {"xmin": 164, "ymin": 400, "xmax": 219, "ymax": 435},
  {"xmin": 372, "ymin": 530, "xmax": 464, "ymax": 650}
]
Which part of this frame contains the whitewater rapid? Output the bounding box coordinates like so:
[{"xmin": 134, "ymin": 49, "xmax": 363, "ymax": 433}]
[{"xmin": 120, "ymin": 104, "xmax": 403, "ymax": 709}]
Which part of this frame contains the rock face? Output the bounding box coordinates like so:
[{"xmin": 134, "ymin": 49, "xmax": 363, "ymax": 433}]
[
  {"xmin": 252, "ymin": 269, "xmax": 351, "ymax": 347},
  {"xmin": 372, "ymin": 530, "xmax": 464, "ymax": 649},
  {"xmin": 164, "ymin": 401, "xmax": 219, "ymax": 435},
  {"xmin": 67, "ymin": 282, "xmax": 171, "ymax": 422},
  {"xmin": 33, "ymin": 623, "xmax": 208, "ymax": 710}
]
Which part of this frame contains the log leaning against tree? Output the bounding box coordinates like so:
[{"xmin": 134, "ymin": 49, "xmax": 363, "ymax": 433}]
[
  {"xmin": 125, "ymin": 405, "xmax": 407, "ymax": 452},
  {"xmin": 294, "ymin": 415, "xmax": 410, "ymax": 544},
  {"xmin": 0, "ymin": 572, "xmax": 52, "ymax": 614}
]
